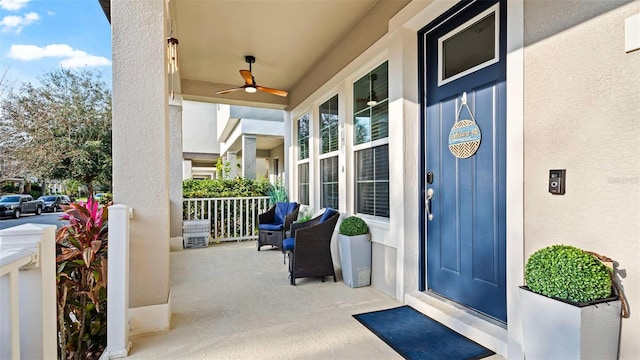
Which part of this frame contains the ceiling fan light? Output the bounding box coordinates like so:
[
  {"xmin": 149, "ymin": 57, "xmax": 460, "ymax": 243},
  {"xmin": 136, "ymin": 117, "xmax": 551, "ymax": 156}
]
[
  {"xmin": 245, "ymin": 86, "xmax": 257, "ymax": 93},
  {"xmin": 367, "ymin": 100, "xmax": 378, "ymax": 106}
]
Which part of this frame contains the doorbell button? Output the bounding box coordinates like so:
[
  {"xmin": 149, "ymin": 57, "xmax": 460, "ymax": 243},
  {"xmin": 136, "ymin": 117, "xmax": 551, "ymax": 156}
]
[{"xmin": 548, "ymin": 169, "xmax": 566, "ymax": 195}]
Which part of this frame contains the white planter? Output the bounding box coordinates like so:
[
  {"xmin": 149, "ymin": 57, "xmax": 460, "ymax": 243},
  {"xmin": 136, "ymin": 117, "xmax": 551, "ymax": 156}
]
[
  {"xmin": 519, "ymin": 286, "xmax": 621, "ymax": 360},
  {"xmin": 338, "ymin": 234, "xmax": 371, "ymax": 288}
]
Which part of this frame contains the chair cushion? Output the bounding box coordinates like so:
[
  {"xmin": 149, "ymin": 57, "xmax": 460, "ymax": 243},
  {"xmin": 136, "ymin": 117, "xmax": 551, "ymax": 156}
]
[
  {"xmin": 275, "ymin": 202, "xmax": 297, "ymax": 225},
  {"xmin": 282, "ymin": 237, "xmax": 295, "ymax": 251},
  {"xmin": 319, "ymin": 208, "xmax": 336, "ymax": 223},
  {"xmin": 258, "ymin": 223, "xmax": 284, "ymax": 231}
]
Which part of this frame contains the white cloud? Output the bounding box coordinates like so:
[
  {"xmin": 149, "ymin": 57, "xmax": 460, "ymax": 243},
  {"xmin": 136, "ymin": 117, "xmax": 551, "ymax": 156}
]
[
  {"xmin": 0, "ymin": 11, "xmax": 39, "ymax": 33},
  {"xmin": 8, "ymin": 44, "xmax": 112, "ymax": 69},
  {"xmin": 47, "ymin": 10, "xmax": 54, "ymax": 16},
  {"xmin": 0, "ymin": 0, "xmax": 30, "ymax": 11},
  {"xmin": 61, "ymin": 55, "xmax": 111, "ymax": 68}
]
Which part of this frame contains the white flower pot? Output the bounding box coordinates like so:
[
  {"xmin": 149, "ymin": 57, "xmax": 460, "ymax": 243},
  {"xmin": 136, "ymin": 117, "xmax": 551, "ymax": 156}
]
[
  {"xmin": 338, "ymin": 234, "xmax": 371, "ymax": 288},
  {"xmin": 519, "ymin": 286, "xmax": 621, "ymax": 360}
]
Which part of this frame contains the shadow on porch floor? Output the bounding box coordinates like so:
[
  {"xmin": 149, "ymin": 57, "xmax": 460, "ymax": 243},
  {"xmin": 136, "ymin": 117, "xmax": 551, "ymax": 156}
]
[{"xmin": 126, "ymin": 241, "xmax": 504, "ymax": 359}]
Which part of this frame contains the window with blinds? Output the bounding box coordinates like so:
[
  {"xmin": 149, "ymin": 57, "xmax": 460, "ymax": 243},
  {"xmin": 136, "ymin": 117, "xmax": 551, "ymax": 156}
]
[
  {"xmin": 321, "ymin": 156, "xmax": 338, "ymax": 209},
  {"xmin": 353, "ymin": 61, "xmax": 389, "ymax": 218},
  {"xmin": 354, "ymin": 62, "xmax": 388, "ymax": 145},
  {"xmin": 319, "ymin": 95, "xmax": 339, "ymax": 209},
  {"xmin": 298, "ymin": 114, "xmax": 310, "ymax": 160},
  {"xmin": 355, "ymin": 145, "xmax": 389, "ymax": 217},
  {"xmin": 298, "ymin": 162, "xmax": 309, "ymax": 205},
  {"xmin": 320, "ymin": 95, "xmax": 339, "ymax": 154}
]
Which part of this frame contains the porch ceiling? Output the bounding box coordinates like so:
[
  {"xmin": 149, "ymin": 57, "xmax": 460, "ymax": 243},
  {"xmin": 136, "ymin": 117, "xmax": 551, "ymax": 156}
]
[{"xmin": 170, "ymin": 0, "xmax": 410, "ymax": 110}]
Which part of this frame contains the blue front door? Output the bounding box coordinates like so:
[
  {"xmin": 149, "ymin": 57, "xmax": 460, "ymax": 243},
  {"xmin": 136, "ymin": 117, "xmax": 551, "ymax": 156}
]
[{"xmin": 422, "ymin": 0, "xmax": 507, "ymax": 322}]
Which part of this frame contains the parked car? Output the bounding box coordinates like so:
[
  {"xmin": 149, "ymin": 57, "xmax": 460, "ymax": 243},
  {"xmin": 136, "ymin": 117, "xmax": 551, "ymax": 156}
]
[
  {"xmin": 38, "ymin": 195, "xmax": 72, "ymax": 212},
  {"xmin": 0, "ymin": 194, "xmax": 44, "ymax": 218}
]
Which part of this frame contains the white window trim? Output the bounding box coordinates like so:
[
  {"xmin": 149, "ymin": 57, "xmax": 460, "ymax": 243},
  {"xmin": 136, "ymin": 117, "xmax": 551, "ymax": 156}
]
[
  {"xmin": 319, "ymin": 94, "xmax": 340, "ymax": 156},
  {"xmin": 295, "ymin": 112, "xmax": 312, "ymax": 205},
  {"xmin": 351, "ymin": 61, "xmax": 390, "ymax": 220},
  {"xmin": 296, "ymin": 114, "xmax": 311, "ymax": 161},
  {"xmin": 353, "ymin": 141, "xmax": 390, "ymax": 220},
  {"xmin": 319, "ymin": 155, "xmax": 339, "ymax": 210},
  {"xmin": 437, "ymin": 3, "xmax": 500, "ymax": 86},
  {"xmin": 353, "ymin": 137, "xmax": 389, "ymax": 152}
]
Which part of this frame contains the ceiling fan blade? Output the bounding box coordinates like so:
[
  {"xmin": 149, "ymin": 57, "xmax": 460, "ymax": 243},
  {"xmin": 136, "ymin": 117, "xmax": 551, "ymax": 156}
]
[
  {"xmin": 216, "ymin": 86, "xmax": 245, "ymax": 95},
  {"xmin": 256, "ymin": 85, "xmax": 288, "ymax": 97},
  {"xmin": 239, "ymin": 70, "xmax": 254, "ymax": 85}
]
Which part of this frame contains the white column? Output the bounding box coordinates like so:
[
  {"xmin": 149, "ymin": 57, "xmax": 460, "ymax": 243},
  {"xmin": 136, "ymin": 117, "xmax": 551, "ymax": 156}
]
[
  {"xmin": 0, "ymin": 224, "xmax": 56, "ymax": 359},
  {"xmin": 226, "ymin": 151, "xmax": 238, "ymax": 179},
  {"xmin": 103, "ymin": 204, "xmax": 132, "ymax": 358},
  {"xmin": 183, "ymin": 159, "xmax": 193, "ymax": 180},
  {"xmin": 169, "ymin": 97, "xmax": 183, "ymax": 238},
  {"xmin": 111, "ymin": 0, "xmax": 171, "ymax": 317},
  {"xmin": 242, "ymin": 135, "xmax": 257, "ymax": 179}
]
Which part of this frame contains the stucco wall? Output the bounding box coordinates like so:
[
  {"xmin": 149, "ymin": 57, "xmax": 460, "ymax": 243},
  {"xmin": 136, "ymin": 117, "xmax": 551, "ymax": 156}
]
[
  {"xmin": 182, "ymin": 100, "xmax": 219, "ymax": 154},
  {"xmin": 112, "ymin": 0, "xmax": 170, "ymax": 309},
  {"xmin": 268, "ymin": 145, "xmax": 285, "ymax": 182},
  {"xmin": 523, "ymin": 1, "xmax": 639, "ymax": 358}
]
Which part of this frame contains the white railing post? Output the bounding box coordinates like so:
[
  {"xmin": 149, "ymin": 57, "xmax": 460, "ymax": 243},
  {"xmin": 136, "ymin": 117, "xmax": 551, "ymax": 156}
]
[
  {"xmin": 0, "ymin": 224, "xmax": 57, "ymax": 359},
  {"xmin": 103, "ymin": 204, "xmax": 132, "ymax": 358}
]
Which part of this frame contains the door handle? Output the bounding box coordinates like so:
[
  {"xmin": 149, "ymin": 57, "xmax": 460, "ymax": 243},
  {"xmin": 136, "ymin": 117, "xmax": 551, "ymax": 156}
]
[{"xmin": 426, "ymin": 188, "xmax": 434, "ymax": 221}]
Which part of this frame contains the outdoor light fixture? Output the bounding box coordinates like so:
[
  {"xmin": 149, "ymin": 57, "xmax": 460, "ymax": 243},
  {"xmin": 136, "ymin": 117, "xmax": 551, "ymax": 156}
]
[
  {"xmin": 245, "ymin": 86, "xmax": 257, "ymax": 93},
  {"xmin": 167, "ymin": 36, "xmax": 179, "ymax": 74},
  {"xmin": 366, "ymin": 99, "xmax": 378, "ymax": 106}
]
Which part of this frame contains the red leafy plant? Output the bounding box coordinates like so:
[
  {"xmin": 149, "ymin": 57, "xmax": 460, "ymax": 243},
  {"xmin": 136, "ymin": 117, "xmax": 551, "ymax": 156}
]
[{"xmin": 56, "ymin": 198, "xmax": 108, "ymax": 360}]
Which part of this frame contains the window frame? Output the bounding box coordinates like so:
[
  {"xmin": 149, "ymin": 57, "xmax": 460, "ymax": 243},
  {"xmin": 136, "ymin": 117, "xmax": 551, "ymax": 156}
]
[
  {"xmin": 319, "ymin": 155, "xmax": 339, "ymax": 210},
  {"xmin": 318, "ymin": 95, "xmax": 340, "ymax": 210},
  {"xmin": 298, "ymin": 162, "xmax": 310, "ymax": 206},
  {"xmin": 352, "ymin": 61, "xmax": 390, "ymax": 219},
  {"xmin": 437, "ymin": 3, "xmax": 500, "ymax": 86},
  {"xmin": 296, "ymin": 113, "xmax": 311, "ymax": 205}
]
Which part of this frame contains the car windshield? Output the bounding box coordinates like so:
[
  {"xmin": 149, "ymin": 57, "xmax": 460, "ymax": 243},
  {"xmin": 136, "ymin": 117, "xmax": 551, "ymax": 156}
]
[
  {"xmin": 40, "ymin": 196, "xmax": 57, "ymax": 201},
  {"xmin": 0, "ymin": 196, "xmax": 20, "ymax": 203}
]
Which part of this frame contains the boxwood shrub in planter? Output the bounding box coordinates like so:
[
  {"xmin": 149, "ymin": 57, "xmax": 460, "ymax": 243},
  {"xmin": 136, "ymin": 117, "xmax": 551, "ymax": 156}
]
[
  {"xmin": 338, "ymin": 216, "xmax": 371, "ymax": 288},
  {"xmin": 339, "ymin": 216, "xmax": 369, "ymax": 237},
  {"xmin": 520, "ymin": 245, "xmax": 621, "ymax": 359}
]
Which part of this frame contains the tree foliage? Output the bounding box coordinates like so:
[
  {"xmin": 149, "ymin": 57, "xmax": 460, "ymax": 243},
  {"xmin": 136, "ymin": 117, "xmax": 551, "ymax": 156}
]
[{"xmin": 0, "ymin": 68, "xmax": 111, "ymax": 194}]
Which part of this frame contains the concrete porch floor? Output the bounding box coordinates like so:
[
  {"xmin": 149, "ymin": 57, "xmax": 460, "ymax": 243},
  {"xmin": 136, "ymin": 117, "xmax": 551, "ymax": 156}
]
[{"xmin": 127, "ymin": 241, "xmax": 504, "ymax": 359}]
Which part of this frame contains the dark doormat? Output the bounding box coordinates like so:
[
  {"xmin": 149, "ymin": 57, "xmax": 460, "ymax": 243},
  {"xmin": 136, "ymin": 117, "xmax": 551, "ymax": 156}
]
[{"xmin": 353, "ymin": 306, "xmax": 495, "ymax": 360}]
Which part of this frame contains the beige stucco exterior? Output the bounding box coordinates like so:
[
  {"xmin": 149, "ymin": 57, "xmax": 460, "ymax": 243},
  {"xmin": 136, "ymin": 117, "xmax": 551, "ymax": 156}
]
[
  {"xmin": 108, "ymin": 0, "xmax": 638, "ymax": 357},
  {"xmin": 182, "ymin": 100, "xmax": 219, "ymax": 155},
  {"xmin": 111, "ymin": 0, "xmax": 170, "ymax": 313},
  {"xmin": 523, "ymin": 1, "xmax": 639, "ymax": 356}
]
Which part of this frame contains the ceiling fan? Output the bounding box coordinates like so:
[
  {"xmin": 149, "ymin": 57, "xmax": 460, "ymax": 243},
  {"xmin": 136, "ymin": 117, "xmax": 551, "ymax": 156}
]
[{"xmin": 216, "ymin": 55, "xmax": 288, "ymax": 97}]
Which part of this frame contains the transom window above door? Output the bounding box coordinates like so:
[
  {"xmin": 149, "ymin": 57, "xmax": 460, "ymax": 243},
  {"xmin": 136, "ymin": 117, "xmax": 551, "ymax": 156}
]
[{"xmin": 438, "ymin": 4, "xmax": 499, "ymax": 86}]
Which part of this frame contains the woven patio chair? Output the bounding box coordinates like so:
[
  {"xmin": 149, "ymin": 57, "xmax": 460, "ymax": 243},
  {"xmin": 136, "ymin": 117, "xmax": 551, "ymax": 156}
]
[
  {"xmin": 257, "ymin": 202, "xmax": 299, "ymax": 251},
  {"xmin": 283, "ymin": 208, "xmax": 339, "ymax": 285}
]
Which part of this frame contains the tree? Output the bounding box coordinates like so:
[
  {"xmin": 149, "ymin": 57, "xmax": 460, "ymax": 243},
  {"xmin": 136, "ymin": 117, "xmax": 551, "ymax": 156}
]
[{"xmin": 0, "ymin": 69, "xmax": 112, "ymax": 195}]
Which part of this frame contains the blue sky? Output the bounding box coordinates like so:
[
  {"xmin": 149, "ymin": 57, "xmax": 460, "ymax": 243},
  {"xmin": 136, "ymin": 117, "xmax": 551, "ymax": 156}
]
[{"xmin": 0, "ymin": 0, "xmax": 112, "ymax": 89}]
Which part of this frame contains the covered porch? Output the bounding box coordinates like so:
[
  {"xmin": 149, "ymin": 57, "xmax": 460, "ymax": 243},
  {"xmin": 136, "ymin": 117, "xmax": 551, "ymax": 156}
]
[
  {"xmin": 103, "ymin": 0, "xmax": 640, "ymax": 359},
  {"xmin": 126, "ymin": 241, "xmax": 503, "ymax": 359}
]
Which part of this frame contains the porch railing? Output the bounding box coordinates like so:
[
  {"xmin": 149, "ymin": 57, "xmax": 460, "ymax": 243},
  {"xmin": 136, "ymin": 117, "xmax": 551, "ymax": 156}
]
[
  {"xmin": 183, "ymin": 196, "xmax": 271, "ymax": 242},
  {"xmin": 0, "ymin": 224, "xmax": 57, "ymax": 360}
]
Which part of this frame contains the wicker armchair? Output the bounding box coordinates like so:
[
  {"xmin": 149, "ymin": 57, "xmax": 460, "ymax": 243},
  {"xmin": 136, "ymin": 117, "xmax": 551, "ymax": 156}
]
[
  {"xmin": 284, "ymin": 209, "xmax": 339, "ymax": 285},
  {"xmin": 257, "ymin": 202, "xmax": 299, "ymax": 251}
]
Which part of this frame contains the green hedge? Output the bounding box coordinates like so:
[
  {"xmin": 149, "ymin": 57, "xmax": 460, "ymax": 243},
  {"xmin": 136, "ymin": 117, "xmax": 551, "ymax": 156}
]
[{"xmin": 183, "ymin": 178, "xmax": 271, "ymax": 198}]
